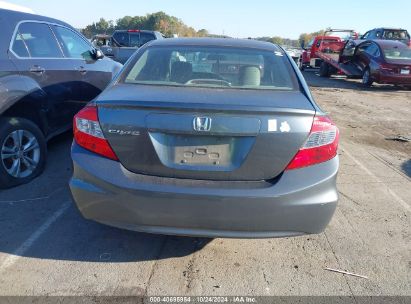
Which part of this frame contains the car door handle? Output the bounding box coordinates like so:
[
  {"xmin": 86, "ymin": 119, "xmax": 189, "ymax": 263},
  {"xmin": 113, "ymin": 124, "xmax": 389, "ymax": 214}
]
[
  {"xmin": 77, "ymin": 66, "xmax": 87, "ymax": 75},
  {"xmin": 29, "ymin": 65, "xmax": 45, "ymax": 74}
]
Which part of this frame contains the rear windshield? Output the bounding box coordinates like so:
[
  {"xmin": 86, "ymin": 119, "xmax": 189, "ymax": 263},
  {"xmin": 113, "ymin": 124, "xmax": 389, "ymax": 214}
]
[
  {"xmin": 123, "ymin": 46, "xmax": 298, "ymax": 91},
  {"xmin": 383, "ymin": 30, "xmax": 410, "ymax": 41},
  {"xmin": 383, "ymin": 47, "xmax": 411, "ymax": 60},
  {"xmin": 112, "ymin": 32, "xmax": 129, "ymax": 47}
]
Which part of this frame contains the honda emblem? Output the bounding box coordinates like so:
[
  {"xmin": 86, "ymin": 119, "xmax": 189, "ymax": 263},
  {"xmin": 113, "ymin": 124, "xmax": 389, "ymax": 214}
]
[{"xmin": 193, "ymin": 117, "xmax": 212, "ymax": 132}]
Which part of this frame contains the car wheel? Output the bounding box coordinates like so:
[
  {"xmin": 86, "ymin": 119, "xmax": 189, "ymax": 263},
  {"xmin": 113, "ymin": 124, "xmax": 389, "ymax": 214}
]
[
  {"xmin": 319, "ymin": 62, "xmax": 330, "ymax": 77},
  {"xmin": 0, "ymin": 117, "xmax": 46, "ymax": 189},
  {"xmin": 362, "ymin": 68, "xmax": 373, "ymax": 87}
]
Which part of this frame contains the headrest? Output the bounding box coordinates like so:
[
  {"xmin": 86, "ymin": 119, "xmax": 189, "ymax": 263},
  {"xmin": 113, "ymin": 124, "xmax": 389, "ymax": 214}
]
[
  {"xmin": 239, "ymin": 66, "xmax": 261, "ymax": 86},
  {"xmin": 171, "ymin": 61, "xmax": 193, "ymax": 83}
]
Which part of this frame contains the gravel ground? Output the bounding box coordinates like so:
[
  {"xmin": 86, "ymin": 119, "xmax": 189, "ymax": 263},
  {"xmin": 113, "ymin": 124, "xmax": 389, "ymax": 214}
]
[{"xmin": 0, "ymin": 71, "xmax": 409, "ymax": 300}]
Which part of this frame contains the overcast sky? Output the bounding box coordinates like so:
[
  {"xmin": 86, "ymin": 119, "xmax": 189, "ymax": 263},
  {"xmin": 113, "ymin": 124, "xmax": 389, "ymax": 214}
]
[{"xmin": 5, "ymin": 0, "xmax": 411, "ymax": 39}]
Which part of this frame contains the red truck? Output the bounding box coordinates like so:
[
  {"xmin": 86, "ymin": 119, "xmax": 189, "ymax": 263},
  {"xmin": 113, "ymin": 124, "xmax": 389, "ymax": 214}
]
[{"xmin": 299, "ymin": 29, "xmax": 358, "ymax": 70}]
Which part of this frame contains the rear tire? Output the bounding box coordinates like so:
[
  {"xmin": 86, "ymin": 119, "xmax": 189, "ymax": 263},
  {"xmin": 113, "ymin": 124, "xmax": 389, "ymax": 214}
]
[
  {"xmin": 319, "ymin": 62, "xmax": 330, "ymax": 77},
  {"xmin": 362, "ymin": 68, "xmax": 373, "ymax": 87},
  {"xmin": 0, "ymin": 117, "xmax": 46, "ymax": 189}
]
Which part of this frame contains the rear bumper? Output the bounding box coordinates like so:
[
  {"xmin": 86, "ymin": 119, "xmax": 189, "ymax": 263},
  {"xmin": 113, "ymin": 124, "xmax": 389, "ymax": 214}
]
[
  {"xmin": 379, "ymin": 72, "xmax": 411, "ymax": 85},
  {"xmin": 69, "ymin": 143, "xmax": 339, "ymax": 238}
]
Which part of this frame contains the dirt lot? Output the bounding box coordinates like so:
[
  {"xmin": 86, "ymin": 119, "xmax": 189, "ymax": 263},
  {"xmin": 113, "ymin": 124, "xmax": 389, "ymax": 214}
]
[
  {"xmin": 0, "ymin": 71, "xmax": 410, "ymax": 300},
  {"xmin": 307, "ymin": 72, "xmax": 411, "ymax": 176}
]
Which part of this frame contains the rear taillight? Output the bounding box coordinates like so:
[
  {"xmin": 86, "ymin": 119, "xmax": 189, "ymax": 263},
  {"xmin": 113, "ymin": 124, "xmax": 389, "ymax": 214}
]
[
  {"xmin": 73, "ymin": 105, "xmax": 118, "ymax": 161},
  {"xmin": 286, "ymin": 115, "xmax": 339, "ymax": 170},
  {"xmin": 380, "ymin": 63, "xmax": 397, "ymax": 73}
]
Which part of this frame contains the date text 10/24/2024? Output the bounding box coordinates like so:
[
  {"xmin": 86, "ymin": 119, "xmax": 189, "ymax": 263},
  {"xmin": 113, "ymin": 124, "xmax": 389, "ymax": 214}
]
[{"xmin": 149, "ymin": 296, "xmax": 257, "ymax": 303}]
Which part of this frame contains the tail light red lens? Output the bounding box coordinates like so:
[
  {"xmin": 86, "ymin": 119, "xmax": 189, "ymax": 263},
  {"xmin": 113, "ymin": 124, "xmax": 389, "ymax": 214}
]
[
  {"xmin": 73, "ymin": 105, "xmax": 118, "ymax": 161},
  {"xmin": 286, "ymin": 115, "xmax": 339, "ymax": 170},
  {"xmin": 380, "ymin": 63, "xmax": 397, "ymax": 73}
]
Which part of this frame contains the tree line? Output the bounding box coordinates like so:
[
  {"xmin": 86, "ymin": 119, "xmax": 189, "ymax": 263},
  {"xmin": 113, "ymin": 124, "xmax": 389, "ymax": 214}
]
[
  {"xmin": 81, "ymin": 11, "xmax": 325, "ymax": 47},
  {"xmin": 81, "ymin": 11, "xmax": 211, "ymax": 38}
]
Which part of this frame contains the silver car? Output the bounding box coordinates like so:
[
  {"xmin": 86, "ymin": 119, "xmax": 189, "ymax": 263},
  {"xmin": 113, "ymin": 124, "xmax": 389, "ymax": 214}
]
[{"xmin": 70, "ymin": 38, "xmax": 339, "ymax": 238}]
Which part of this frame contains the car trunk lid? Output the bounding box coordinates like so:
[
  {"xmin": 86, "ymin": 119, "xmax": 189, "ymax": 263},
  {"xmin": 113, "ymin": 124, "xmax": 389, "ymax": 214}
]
[{"xmin": 97, "ymin": 84, "xmax": 315, "ymax": 181}]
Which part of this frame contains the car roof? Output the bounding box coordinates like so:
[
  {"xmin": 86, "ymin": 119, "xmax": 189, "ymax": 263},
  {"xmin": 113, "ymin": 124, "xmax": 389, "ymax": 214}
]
[
  {"xmin": 0, "ymin": 8, "xmax": 72, "ymax": 28},
  {"xmin": 0, "ymin": 8, "xmax": 75, "ymax": 58},
  {"xmin": 148, "ymin": 38, "xmax": 280, "ymax": 51},
  {"xmin": 371, "ymin": 28, "xmax": 408, "ymax": 32},
  {"xmin": 115, "ymin": 29, "xmax": 161, "ymax": 34}
]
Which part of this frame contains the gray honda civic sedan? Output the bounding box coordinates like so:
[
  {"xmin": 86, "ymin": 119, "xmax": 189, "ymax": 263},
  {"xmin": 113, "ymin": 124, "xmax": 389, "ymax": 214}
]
[{"xmin": 70, "ymin": 38, "xmax": 339, "ymax": 238}]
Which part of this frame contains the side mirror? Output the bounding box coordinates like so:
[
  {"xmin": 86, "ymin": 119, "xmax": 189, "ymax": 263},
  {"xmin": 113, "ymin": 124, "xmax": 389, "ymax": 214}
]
[
  {"xmin": 92, "ymin": 49, "xmax": 104, "ymax": 60},
  {"xmin": 95, "ymin": 49, "xmax": 104, "ymax": 59}
]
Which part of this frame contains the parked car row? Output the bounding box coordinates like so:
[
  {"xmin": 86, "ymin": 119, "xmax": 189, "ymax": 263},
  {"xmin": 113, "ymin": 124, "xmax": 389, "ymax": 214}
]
[
  {"xmin": 0, "ymin": 9, "xmax": 122, "ymax": 188},
  {"xmin": 94, "ymin": 30, "xmax": 164, "ymax": 64},
  {"xmin": 299, "ymin": 28, "xmax": 411, "ymax": 87},
  {"xmin": 281, "ymin": 45, "xmax": 302, "ymax": 64}
]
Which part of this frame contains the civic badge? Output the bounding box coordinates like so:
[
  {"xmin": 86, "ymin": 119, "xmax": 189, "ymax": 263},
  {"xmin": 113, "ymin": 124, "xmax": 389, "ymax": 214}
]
[{"xmin": 193, "ymin": 117, "xmax": 212, "ymax": 132}]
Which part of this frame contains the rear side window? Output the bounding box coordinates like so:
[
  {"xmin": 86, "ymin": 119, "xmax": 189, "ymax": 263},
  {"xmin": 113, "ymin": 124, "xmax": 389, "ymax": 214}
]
[
  {"xmin": 139, "ymin": 32, "xmax": 156, "ymax": 46},
  {"xmin": 53, "ymin": 26, "xmax": 93, "ymax": 59},
  {"xmin": 123, "ymin": 46, "xmax": 298, "ymax": 91},
  {"xmin": 129, "ymin": 32, "xmax": 155, "ymax": 47},
  {"xmin": 12, "ymin": 22, "xmax": 62, "ymax": 58},
  {"xmin": 112, "ymin": 32, "xmax": 129, "ymax": 47},
  {"xmin": 12, "ymin": 33, "xmax": 30, "ymax": 57},
  {"xmin": 362, "ymin": 31, "xmax": 370, "ymax": 39},
  {"xmin": 129, "ymin": 33, "xmax": 140, "ymax": 47}
]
